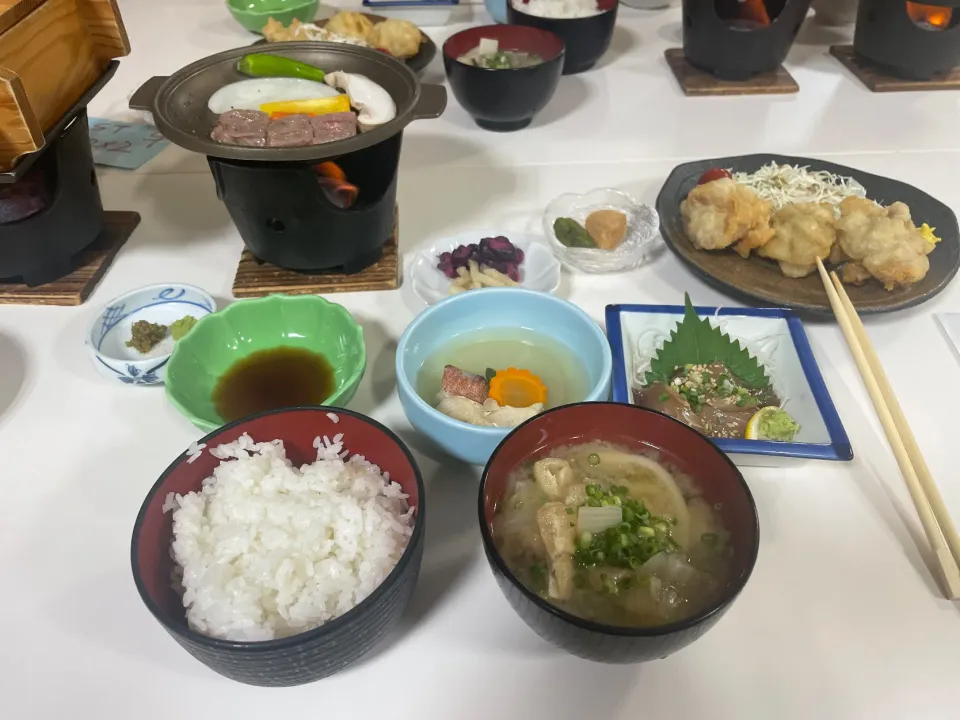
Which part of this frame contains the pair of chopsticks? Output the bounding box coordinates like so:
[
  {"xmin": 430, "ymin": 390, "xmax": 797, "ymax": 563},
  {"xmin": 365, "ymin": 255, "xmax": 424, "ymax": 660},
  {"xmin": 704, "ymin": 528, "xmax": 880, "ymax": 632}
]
[{"xmin": 816, "ymin": 258, "xmax": 960, "ymax": 600}]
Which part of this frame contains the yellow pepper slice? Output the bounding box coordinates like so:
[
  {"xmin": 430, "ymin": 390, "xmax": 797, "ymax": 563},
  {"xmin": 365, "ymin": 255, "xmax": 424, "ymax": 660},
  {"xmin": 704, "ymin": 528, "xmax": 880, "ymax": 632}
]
[
  {"xmin": 259, "ymin": 95, "xmax": 351, "ymax": 118},
  {"xmin": 488, "ymin": 368, "xmax": 548, "ymax": 408},
  {"xmin": 919, "ymin": 223, "xmax": 941, "ymax": 245}
]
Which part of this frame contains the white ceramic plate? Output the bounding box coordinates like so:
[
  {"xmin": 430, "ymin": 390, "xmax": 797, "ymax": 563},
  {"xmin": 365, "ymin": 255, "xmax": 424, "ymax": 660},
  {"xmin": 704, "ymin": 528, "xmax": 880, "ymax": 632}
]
[
  {"xmin": 410, "ymin": 230, "xmax": 561, "ymax": 306},
  {"xmin": 605, "ymin": 302, "xmax": 852, "ymax": 467}
]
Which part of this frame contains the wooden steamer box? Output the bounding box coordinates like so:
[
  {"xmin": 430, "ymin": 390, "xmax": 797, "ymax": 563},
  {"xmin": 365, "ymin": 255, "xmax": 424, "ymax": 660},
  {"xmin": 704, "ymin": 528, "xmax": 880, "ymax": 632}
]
[{"xmin": 0, "ymin": 0, "xmax": 130, "ymax": 171}]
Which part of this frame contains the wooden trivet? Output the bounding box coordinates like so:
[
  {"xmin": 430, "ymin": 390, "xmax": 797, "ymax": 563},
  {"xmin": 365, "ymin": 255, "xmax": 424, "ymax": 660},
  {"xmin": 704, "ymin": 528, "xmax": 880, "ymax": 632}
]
[
  {"xmin": 232, "ymin": 213, "xmax": 400, "ymax": 299},
  {"xmin": 830, "ymin": 45, "xmax": 960, "ymax": 92},
  {"xmin": 0, "ymin": 210, "xmax": 140, "ymax": 306},
  {"xmin": 664, "ymin": 48, "xmax": 799, "ymax": 96}
]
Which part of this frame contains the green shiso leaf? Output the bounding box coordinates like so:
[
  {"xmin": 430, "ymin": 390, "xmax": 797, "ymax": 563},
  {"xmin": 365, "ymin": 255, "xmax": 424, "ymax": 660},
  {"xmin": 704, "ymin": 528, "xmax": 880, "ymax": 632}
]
[{"xmin": 644, "ymin": 294, "xmax": 771, "ymax": 390}]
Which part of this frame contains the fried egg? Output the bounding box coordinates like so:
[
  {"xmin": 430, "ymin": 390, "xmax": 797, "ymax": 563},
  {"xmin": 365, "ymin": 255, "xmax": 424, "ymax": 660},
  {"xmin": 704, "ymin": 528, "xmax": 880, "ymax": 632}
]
[{"xmin": 207, "ymin": 78, "xmax": 339, "ymax": 114}]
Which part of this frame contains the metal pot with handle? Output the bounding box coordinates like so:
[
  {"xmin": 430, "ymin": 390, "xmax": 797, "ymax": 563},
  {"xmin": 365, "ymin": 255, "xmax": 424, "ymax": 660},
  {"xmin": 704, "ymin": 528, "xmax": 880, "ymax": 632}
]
[{"xmin": 129, "ymin": 42, "xmax": 446, "ymax": 163}]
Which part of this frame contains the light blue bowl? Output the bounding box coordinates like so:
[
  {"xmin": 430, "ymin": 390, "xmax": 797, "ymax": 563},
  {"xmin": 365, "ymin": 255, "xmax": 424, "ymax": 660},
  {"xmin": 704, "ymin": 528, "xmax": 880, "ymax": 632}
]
[
  {"xmin": 485, "ymin": 0, "xmax": 508, "ymax": 23},
  {"xmin": 85, "ymin": 284, "xmax": 217, "ymax": 386},
  {"xmin": 396, "ymin": 288, "xmax": 612, "ymax": 465}
]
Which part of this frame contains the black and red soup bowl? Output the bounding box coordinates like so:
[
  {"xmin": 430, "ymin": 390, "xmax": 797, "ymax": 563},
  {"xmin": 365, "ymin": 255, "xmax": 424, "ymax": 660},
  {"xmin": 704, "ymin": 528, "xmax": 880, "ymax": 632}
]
[
  {"xmin": 130, "ymin": 407, "xmax": 426, "ymax": 687},
  {"xmin": 479, "ymin": 403, "xmax": 760, "ymax": 663},
  {"xmin": 507, "ymin": 0, "xmax": 618, "ymax": 75},
  {"xmin": 443, "ymin": 24, "xmax": 564, "ymax": 132}
]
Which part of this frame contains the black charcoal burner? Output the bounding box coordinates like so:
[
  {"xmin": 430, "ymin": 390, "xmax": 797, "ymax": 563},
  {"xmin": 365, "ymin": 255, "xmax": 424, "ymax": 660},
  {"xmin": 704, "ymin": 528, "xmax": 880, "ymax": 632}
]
[
  {"xmin": 854, "ymin": 0, "xmax": 960, "ymax": 80},
  {"xmin": 209, "ymin": 131, "xmax": 403, "ymax": 274},
  {"xmin": 682, "ymin": 0, "xmax": 814, "ymax": 80},
  {"xmin": 0, "ymin": 109, "xmax": 104, "ymax": 286}
]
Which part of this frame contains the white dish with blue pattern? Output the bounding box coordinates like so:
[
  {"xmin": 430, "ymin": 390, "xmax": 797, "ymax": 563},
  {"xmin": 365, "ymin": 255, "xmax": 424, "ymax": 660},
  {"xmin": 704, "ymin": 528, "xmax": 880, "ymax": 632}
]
[
  {"xmin": 606, "ymin": 303, "xmax": 853, "ymax": 467},
  {"xmin": 86, "ymin": 284, "xmax": 217, "ymax": 386}
]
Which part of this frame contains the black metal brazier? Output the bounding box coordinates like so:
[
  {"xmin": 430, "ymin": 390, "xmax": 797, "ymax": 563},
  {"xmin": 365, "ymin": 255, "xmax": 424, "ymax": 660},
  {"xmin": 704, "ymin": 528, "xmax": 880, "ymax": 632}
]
[
  {"xmin": 682, "ymin": 0, "xmax": 814, "ymax": 80},
  {"xmin": 0, "ymin": 110, "xmax": 104, "ymax": 286},
  {"xmin": 854, "ymin": 0, "xmax": 960, "ymax": 80},
  {"xmin": 208, "ymin": 132, "xmax": 402, "ymax": 274}
]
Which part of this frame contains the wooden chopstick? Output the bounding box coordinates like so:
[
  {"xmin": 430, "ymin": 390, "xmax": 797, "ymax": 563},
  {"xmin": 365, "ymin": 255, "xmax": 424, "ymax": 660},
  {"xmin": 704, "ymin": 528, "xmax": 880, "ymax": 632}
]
[{"xmin": 816, "ymin": 258, "xmax": 960, "ymax": 600}]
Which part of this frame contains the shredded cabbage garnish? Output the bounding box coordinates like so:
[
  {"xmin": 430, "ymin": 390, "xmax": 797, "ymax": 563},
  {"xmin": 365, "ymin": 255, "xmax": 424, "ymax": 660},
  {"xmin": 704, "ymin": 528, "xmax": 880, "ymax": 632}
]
[{"xmin": 731, "ymin": 162, "xmax": 866, "ymax": 211}]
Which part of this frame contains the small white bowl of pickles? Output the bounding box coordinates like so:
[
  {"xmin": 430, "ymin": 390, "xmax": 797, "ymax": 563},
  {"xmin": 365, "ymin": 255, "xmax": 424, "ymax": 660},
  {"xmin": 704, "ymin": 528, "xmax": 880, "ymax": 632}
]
[
  {"xmin": 86, "ymin": 283, "xmax": 216, "ymax": 386},
  {"xmin": 543, "ymin": 187, "xmax": 660, "ymax": 274}
]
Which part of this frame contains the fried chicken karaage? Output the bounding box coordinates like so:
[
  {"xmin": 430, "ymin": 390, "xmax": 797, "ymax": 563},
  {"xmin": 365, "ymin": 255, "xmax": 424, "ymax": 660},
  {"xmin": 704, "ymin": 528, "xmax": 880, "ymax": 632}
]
[
  {"xmin": 758, "ymin": 202, "xmax": 837, "ymax": 278},
  {"xmin": 835, "ymin": 197, "xmax": 935, "ymax": 290},
  {"xmin": 680, "ymin": 178, "xmax": 775, "ymax": 259}
]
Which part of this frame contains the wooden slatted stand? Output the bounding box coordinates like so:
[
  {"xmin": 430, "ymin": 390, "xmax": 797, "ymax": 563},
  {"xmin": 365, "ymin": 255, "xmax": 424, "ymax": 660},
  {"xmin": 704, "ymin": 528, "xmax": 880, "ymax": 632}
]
[
  {"xmin": 232, "ymin": 213, "xmax": 401, "ymax": 298},
  {"xmin": 664, "ymin": 48, "xmax": 799, "ymax": 96},
  {"xmin": 0, "ymin": 210, "xmax": 140, "ymax": 305},
  {"xmin": 830, "ymin": 45, "xmax": 960, "ymax": 92}
]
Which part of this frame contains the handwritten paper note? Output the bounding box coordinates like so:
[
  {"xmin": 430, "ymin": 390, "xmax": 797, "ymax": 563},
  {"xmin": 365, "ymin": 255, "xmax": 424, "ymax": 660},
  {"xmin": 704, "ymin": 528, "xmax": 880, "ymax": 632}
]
[{"xmin": 88, "ymin": 118, "xmax": 169, "ymax": 170}]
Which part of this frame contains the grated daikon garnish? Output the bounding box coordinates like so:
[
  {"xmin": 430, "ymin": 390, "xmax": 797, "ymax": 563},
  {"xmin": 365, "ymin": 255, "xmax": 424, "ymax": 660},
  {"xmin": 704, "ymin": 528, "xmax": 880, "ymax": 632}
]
[{"xmin": 731, "ymin": 162, "xmax": 867, "ymax": 211}]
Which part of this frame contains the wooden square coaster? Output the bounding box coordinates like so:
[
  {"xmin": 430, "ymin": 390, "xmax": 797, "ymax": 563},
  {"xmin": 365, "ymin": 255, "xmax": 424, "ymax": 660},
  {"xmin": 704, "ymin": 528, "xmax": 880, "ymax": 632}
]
[
  {"xmin": 232, "ymin": 213, "xmax": 401, "ymax": 299},
  {"xmin": 0, "ymin": 210, "xmax": 141, "ymax": 306},
  {"xmin": 830, "ymin": 45, "xmax": 960, "ymax": 92},
  {"xmin": 664, "ymin": 48, "xmax": 799, "ymax": 96}
]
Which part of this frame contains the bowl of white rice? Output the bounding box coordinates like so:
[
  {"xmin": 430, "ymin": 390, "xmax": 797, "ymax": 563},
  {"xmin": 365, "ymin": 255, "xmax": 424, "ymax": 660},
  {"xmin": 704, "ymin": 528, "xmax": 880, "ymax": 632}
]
[
  {"xmin": 131, "ymin": 407, "xmax": 426, "ymax": 687},
  {"xmin": 507, "ymin": 0, "xmax": 618, "ymax": 75}
]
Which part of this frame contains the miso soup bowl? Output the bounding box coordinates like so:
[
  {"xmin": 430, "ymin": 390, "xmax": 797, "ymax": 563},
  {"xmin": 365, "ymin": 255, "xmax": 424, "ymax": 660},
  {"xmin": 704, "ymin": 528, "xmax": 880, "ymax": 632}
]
[
  {"xmin": 395, "ymin": 288, "xmax": 613, "ymax": 466},
  {"xmin": 443, "ymin": 24, "xmax": 565, "ymax": 132},
  {"xmin": 479, "ymin": 402, "xmax": 759, "ymax": 663}
]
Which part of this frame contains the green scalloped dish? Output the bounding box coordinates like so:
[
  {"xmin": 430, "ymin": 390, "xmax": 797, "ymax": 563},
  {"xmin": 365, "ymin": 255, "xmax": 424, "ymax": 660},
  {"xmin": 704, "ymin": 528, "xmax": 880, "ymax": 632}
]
[{"xmin": 165, "ymin": 294, "xmax": 366, "ymax": 431}]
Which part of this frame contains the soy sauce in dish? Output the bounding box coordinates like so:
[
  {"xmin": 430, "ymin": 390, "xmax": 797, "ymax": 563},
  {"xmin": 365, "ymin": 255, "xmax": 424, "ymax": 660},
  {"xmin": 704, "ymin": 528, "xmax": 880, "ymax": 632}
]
[{"xmin": 213, "ymin": 347, "xmax": 336, "ymax": 422}]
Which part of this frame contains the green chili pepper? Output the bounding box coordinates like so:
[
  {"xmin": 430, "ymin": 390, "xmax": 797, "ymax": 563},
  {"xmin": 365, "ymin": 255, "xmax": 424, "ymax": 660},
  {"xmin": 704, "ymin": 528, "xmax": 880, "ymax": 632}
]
[
  {"xmin": 236, "ymin": 54, "xmax": 326, "ymax": 82},
  {"xmin": 553, "ymin": 217, "xmax": 597, "ymax": 248}
]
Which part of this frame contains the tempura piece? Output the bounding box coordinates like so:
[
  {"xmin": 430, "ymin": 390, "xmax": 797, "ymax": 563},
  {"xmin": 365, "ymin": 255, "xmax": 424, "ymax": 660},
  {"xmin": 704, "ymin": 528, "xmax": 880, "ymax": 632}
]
[
  {"xmin": 261, "ymin": 17, "xmax": 371, "ymax": 46},
  {"xmin": 840, "ymin": 262, "xmax": 872, "ymax": 286},
  {"xmin": 758, "ymin": 202, "xmax": 837, "ymax": 278},
  {"xmin": 680, "ymin": 178, "xmax": 774, "ymax": 258},
  {"xmin": 836, "ymin": 197, "xmax": 934, "ymax": 290},
  {"xmin": 368, "ymin": 18, "xmax": 422, "ymax": 59},
  {"xmin": 326, "ymin": 11, "xmax": 375, "ymax": 41}
]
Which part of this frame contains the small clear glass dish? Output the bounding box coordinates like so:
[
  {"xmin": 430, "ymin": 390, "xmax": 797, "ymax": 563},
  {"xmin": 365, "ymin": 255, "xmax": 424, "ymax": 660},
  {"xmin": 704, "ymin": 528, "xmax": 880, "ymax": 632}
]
[{"xmin": 542, "ymin": 187, "xmax": 660, "ymax": 274}]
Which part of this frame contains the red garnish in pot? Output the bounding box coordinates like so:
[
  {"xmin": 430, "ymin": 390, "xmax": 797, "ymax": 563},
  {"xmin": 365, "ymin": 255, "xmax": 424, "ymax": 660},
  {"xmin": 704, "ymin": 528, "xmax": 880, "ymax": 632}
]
[{"xmin": 697, "ymin": 168, "xmax": 733, "ymax": 185}]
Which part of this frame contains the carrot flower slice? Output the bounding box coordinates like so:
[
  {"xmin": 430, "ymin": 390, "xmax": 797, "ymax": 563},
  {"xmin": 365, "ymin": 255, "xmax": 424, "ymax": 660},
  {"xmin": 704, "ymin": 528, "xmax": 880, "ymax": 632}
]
[{"xmin": 488, "ymin": 368, "xmax": 548, "ymax": 408}]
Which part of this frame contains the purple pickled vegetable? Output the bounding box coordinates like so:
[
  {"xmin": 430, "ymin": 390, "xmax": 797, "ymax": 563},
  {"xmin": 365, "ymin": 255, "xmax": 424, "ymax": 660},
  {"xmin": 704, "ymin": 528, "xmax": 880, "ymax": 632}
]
[
  {"xmin": 435, "ymin": 236, "xmax": 524, "ymax": 282},
  {"xmin": 451, "ymin": 244, "xmax": 473, "ymax": 262},
  {"xmin": 437, "ymin": 251, "xmax": 459, "ymax": 279},
  {"xmin": 480, "ymin": 236, "xmax": 520, "ymax": 262}
]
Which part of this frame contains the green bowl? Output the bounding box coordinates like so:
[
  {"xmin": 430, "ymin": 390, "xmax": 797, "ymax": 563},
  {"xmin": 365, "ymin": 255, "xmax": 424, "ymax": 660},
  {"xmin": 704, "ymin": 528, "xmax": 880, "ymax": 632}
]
[
  {"xmin": 225, "ymin": 0, "xmax": 319, "ymax": 34},
  {"xmin": 165, "ymin": 294, "xmax": 366, "ymax": 432}
]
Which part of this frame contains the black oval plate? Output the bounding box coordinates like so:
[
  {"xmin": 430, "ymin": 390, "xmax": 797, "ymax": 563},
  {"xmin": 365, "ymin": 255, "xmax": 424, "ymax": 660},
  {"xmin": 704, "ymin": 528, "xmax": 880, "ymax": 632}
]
[
  {"xmin": 252, "ymin": 13, "xmax": 436, "ymax": 76},
  {"xmin": 655, "ymin": 154, "xmax": 960, "ymax": 316}
]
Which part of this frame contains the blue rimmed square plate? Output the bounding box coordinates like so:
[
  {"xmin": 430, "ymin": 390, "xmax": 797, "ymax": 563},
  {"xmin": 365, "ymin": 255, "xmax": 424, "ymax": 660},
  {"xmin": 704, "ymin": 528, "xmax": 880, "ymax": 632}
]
[{"xmin": 605, "ymin": 303, "xmax": 853, "ymax": 466}]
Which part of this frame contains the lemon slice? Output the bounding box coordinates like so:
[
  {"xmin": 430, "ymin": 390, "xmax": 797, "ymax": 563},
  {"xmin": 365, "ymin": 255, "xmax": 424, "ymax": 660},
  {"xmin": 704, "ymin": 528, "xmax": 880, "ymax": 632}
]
[{"xmin": 746, "ymin": 406, "xmax": 799, "ymax": 442}]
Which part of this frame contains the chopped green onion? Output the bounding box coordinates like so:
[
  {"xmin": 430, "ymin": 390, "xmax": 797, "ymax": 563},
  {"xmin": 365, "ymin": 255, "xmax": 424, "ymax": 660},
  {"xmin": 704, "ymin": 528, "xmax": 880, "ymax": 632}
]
[
  {"xmin": 658, "ymin": 393, "xmax": 670, "ymax": 402},
  {"xmin": 588, "ymin": 452, "xmax": 601, "ymax": 466},
  {"xmin": 566, "ymin": 507, "xmax": 574, "ymax": 515},
  {"xmin": 637, "ymin": 526, "xmax": 656, "ymax": 537}
]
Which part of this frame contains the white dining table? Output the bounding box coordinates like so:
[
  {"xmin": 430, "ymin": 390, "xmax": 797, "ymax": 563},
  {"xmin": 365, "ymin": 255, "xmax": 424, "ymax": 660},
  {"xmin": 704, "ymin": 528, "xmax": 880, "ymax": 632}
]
[{"xmin": 3, "ymin": 1, "xmax": 960, "ymax": 718}]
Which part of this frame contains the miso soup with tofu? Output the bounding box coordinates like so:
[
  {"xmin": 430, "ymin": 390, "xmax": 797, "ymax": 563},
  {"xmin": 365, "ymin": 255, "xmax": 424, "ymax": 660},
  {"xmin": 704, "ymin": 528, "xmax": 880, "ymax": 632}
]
[
  {"xmin": 491, "ymin": 442, "xmax": 734, "ymax": 626},
  {"xmin": 457, "ymin": 38, "xmax": 544, "ymax": 70}
]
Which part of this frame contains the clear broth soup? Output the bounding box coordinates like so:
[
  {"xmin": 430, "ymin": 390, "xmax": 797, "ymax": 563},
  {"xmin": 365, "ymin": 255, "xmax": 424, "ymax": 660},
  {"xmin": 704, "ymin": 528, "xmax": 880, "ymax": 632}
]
[{"xmin": 417, "ymin": 327, "xmax": 590, "ymax": 409}]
